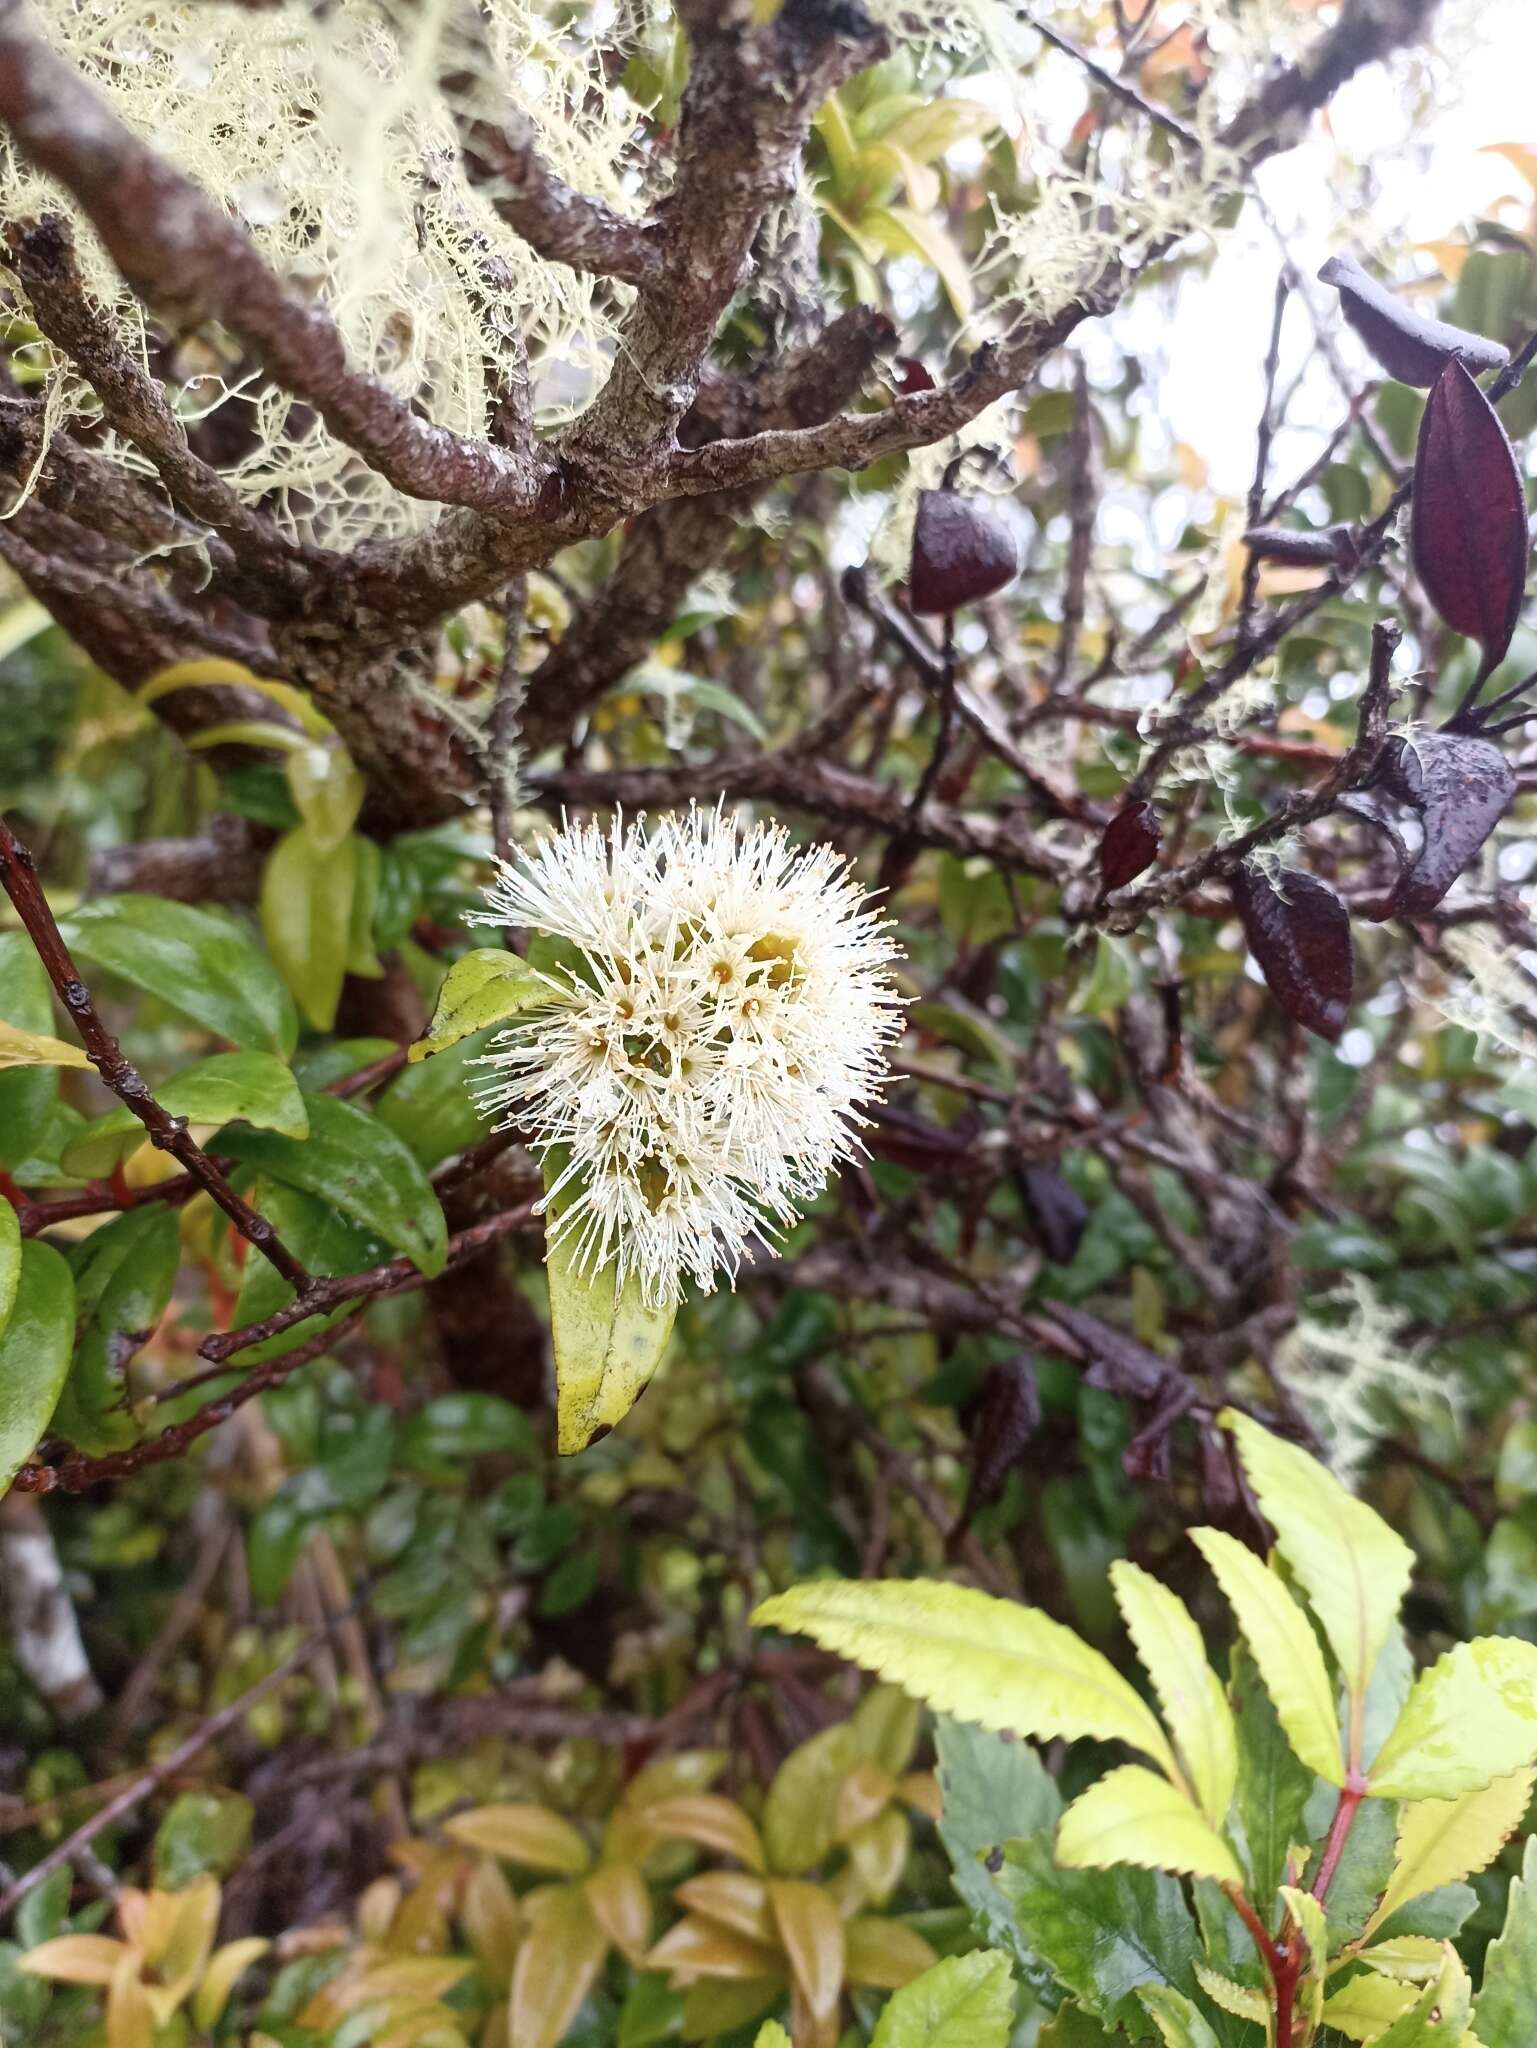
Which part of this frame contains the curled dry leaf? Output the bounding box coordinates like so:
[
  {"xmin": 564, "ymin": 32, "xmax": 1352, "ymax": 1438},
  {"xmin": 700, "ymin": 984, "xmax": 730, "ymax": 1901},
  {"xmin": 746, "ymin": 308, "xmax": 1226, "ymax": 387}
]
[
  {"xmin": 1411, "ymin": 358, "xmax": 1529, "ymax": 671},
  {"xmin": 1318, "ymin": 254, "xmax": 1509, "ymax": 386},
  {"xmin": 908, "ymin": 489, "xmax": 1020, "ymax": 614},
  {"xmin": 1242, "ymin": 524, "xmax": 1361, "ymax": 573},
  {"xmin": 952, "ymin": 1355, "xmax": 1041, "ymax": 1546},
  {"xmin": 1098, "ymin": 801, "xmax": 1162, "ymax": 892},
  {"xmin": 1369, "ymin": 731, "xmax": 1516, "ymax": 918},
  {"xmin": 1232, "ymin": 864, "xmax": 1354, "ymax": 1043},
  {"xmin": 891, "ymin": 355, "xmax": 936, "ymax": 394},
  {"xmin": 1016, "ymin": 1162, "xmax": 1089, "ymax": 1266}
]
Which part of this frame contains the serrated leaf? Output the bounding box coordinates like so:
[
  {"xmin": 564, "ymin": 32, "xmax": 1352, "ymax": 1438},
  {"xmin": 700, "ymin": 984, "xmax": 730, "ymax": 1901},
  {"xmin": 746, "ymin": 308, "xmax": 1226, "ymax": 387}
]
[
  {"xmin": 260, "ymin": 826, "xmax": 357, "ymax": 1033},
  {"xmin": 1367, "ymin": 1769, "xmax": 1534, "ymax": 1936},
  {"xmin": 1056, "ymin": 1766, "xmax": 1241, "ymax": 1886},
  {"xmin": 1192, "ymin": 1963, "xmax": 1266, "ymax": 2023},
  {"xmin": 61, "ymin": 895, "xmax": 297, "ymax": 1056},
  {"xmin": 752, "ymin": 1579, "xmax": 1179, "ymax": 1780},
  {"xmin": 1231, "ymin": 1639, "xmax": 1315, "ymax": 1900},
  {"xmin": 1472, "ymin": 1831, "xmax": 1537, "ymax": 2047},
  {"xmin": 1374, "ymin": 1953, "xmax": 1471, "ymax": 2045},
  {"xmin": 870, "ymin": 1951, "xmax": 1015, "ymax": 2048},
  {"xmin": 1191, "ymin": 1528, "xmax": 1343, "ymax": 1785},
  {"xmin": 1358, "ymin": 1937, "xmax": 1451, "ymax": 1983},
  {"xmin": 408, "ymin": 948, "xmax": 559, "ymax": 1063},
  {"xmin": 994, "ymin": 1838, "xmax": 1199, "ymax": 2039},
  {"xmin": 1369, "ymin": 1639, "xmax": 1537, "ymax": 1798},
  {"xmin": 1322, "ymin": 1971, "xmax": 1422, "ymax": 2041},
  {"xmin": 1412, "ymin": 358, "xmax": 1528, "ymax": 668},
  {"xmin": 1222, "ymin": 1411, "xmax": 1412, "ymax": 1718},
  {"xmin": 1111, "ymin": 1561, "xmax": 1237, "ymax": 1826},
  {"xmin": 219, "ymin": 1093, "xmax": 447, "ymax": 1278},
  {"xmin": 0, "ymin": 1240, "xmax": 74, "ymax": 1494},
  {"xmin": 934, "ymin": 1715, "xmax": 1059, "ymax": 1973},
  {"xmin": 545, "ymin": 1152, "xmax": 676, "ymax": 1455},
  {"xmin": 1280, "ymin": 1883, "xmax": 1329, "ymax": 2030},
  {"xmin": 1135, "ymin": 1985, "xmax": 1221, "ymax": 2048}
]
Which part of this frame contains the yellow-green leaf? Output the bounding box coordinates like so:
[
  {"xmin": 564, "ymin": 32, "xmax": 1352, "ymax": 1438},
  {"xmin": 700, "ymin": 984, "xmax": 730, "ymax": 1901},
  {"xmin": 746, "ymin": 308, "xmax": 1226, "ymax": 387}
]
[
  {"xmin": 409, "ymin": 948, "xmax": 559, "ymax": 1064},
  {"xmin": 1357, "ymin": 1938, "xmax": 1450, "ymax": 1983},
  {"xmin": 673, "ymin": 1873, "xmax": 776, "ymax": 1946},
  {"xmin": 1193, "ymin": 1963, "xmax": 1267, "ymax": 2023},
  {"xmin": 1136, "ymin": 1985, "xmax": 1222, "ymax": 2048},
  {"xmin": 1110, "ymin": 1559, "xmax": 1237, "ymax": 1824},
  {"xmin": 1055, "ymin": 1765, "xmax": 1242, "ymax": 1885},
  {"xmin": 259, "ymin": 826, "xmax": 357, "ymax": 1033},
  {"xmin": 546, "ymin": 1200, "xmax": 676, "ymax": 1456},
  {"xmin": 648, "ymin": 1916, "xmax": 781, "ymax": 1979},
  {"xmin": 769, "ymin": 1878, "xmax": 844, "ymax": 2021},
  {"xmin": 1368, "ymin": 1769, "xmax": 1534, "ymax": 1936},
  {"xmin": 752, "ymin": 1579, "xmax": 1180, "ymax": 1779},
  {"xmin": 1222, "ymin": 1410, "xmax": 1413, "ymax": 1716},
  {"xmin": 1322, "ymin": 1972, "xmax": 1421, "ymax": 2041},
  {"xmin": 138, "ymin": 659, "xmax": 332, "ymax": 737},
  {"xmin": 1369, "ymin": 1640, "xmax": 1537, "ymax": 1799},
  {"xmin": 191, "ymin": 1939, "xmax": 269, "ymax": 2030},
  {"xmin": 1280, "ymin": 1883, "xmax": 1329, "ymax": 2030},
  {"xmin": 1191, "ymin": 1526, "xmax": 1343, "ymax": 1785},
  {"xmin": 584, "ymin": 1861, "xmax": 650, "ymax": 1965},
  {"xmin": 509, "ymin": 1884, "xmax": 607, "ymax": 2048},
  {"xmin": 286, "ymin": 742, "xmax": 364, "ymax": 852},
  {"xmin": 880, "ymin": 96, "xmax": 999, "ymax": 165},
  {"xmin": 442, "ymin": 1804, "xmax": 592, "ymax": 1874},
  {"xmin": 641, "ymin": 1794, "xmax": 766, "ymax": 1873},
  {"xmin": 17, "ymin": 1934, "xmax": 129, "ymax": 1984},
  {"xmin": 860, "ymin": 204, "xmax": 973, "ymax": 318},
  {"xmin": 751, "ymin": 2026, "xmax": 792, "ymax": 2048},
  {"xmin": 0, "ymin": 1018, "xmax": 89, "ymax": 1070},
  {"xmin": 844, "ymin": 1916, "xmax": 938, "ymax": 1990},
  {"xmin": 869, "ymin": 1950, "xmax": 1015, "ymax": 2048},
  {"xmin": 1373, "ymin": 1952, "xmax": 1471, "ymax": 2044}
]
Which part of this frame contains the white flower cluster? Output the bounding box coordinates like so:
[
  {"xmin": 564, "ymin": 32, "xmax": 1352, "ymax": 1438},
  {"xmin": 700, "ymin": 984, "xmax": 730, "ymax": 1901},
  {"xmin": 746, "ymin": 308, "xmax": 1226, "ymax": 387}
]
[{"xmin": 474, "ymin": 809, "xmax": 904, "ymax": 1307}]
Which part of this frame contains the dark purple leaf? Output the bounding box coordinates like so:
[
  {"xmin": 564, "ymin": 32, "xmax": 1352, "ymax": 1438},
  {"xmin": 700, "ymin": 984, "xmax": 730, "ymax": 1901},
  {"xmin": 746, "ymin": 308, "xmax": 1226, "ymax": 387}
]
[
  {"xmin": 1318, "ymin": 254, "xmax": 1509, "ymax": 386},
  {"xmin": 1373, "ymin": 730, "xmax": 1515, "ymax": 917},
  {"xmin": 909, "ymin": 489, "xmax": 1019, "ymax": 614},
  {"xmin": 1098, "ymin": 801, "xmax": 1162, "ymax": 891},
  {"xmin": 952, "ymin": 1356, "xmax": 1041, "ymax": 1544},
  {"xmin": 1411, "ymin": 358, "xmax": 1529, "ymax": 669},
  {"xmin": 1016, "ymin": 1162, "xmax": 1089, "ymax": 1265},
  {"xmin": 869, "ymin": 1104, "xmax": 981, "ymax": 1176},
  {"xmin": 1232, "ymin": 865, "xmax": 1354, "ymax": 1043},
  {"xmin": 1044, "ymin": 1302, "xmax": 1169, "ymax": 1402},
  {"xmin": 892, "ymin": 355, "xmax": 936, "ymax": 394},
  {"xmin": 1242, "ymin": 523, "xmax": 1361, "ymax": 573}
]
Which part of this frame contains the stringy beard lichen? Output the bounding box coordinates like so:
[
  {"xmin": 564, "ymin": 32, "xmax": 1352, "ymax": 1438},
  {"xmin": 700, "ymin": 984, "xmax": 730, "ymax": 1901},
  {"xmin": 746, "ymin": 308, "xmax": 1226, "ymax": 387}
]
[{"xmin": 472, "ymin": 808, "xmax": 904, "ymax": 1308}]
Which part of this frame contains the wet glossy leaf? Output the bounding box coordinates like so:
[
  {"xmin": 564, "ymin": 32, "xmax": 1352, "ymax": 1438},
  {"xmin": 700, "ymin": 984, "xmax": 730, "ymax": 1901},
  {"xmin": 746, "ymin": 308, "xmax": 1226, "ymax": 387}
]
[
  {"xmin": 63, "ymin": 1052, "xmax": 308, "ymax": 1177},
  {"xmin": 1319, "ymin": 253, "xmax": 1509, "ymax": 385},
  {"xmin": 285, "ymin": 741, "xmax": 365, "ymax": 853},
  {"xmin": 1411, "ymin": 357, "xmax": 1528, "ymax": 668},
  {"xmin": 61, "ymin": 895, "xmax": 297, "ymax": 1057},
  {"xmin": 1374, "ymin": 731, "xmax": 1515, "ymax": 918},
  {"xmin": 220, "ymin": 1093, "xmax": 447, "ymax": 1277},
  {"xmin": 53, "ymin": 1206, "xmax": 180, "ymax": 1454},
  {"xmin": 0, "ymin": 933, "xmax": 59, "ymax": 1170},
  {"xmin": 1232, "ymin": 864, "xmax": 1353, "ymax": 1043},
  {"xmin": 1474, "ymin": 1831, "xmax": 1537, "ymax": 2047},
  {"xmin": 260, "ymin": 826, "xmax": 357, "ymax": 1033},
  {"xmin": 0, "ymin": 1019, "xmax": 89, "ymax": 1070},
  {"xmin": 1098, "ymin": 803, "xmax": 1161, "ymax": 892},
  {"xmin": 0, "ymin": 1239, "xmax": 74, "ymax": 1494},
  {"xmin": 908, "ymin": 490, "xmax": 1019, "ymax": 614}
]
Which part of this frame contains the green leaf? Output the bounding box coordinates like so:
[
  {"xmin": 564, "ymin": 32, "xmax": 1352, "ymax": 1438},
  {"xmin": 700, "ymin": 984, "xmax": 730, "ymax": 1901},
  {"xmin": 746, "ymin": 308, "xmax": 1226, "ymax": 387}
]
[
  {"xmin": 1232, "ymin": 1641, "xmax": 1314, "ymax": 1901},
  {"xmin": 1473, "ymin": 1831, "xmax": 1537, "ymax": 2047},
  {"xmin": 1306, "ymin": 1796, "xmax": 1396, "ymax": 1946},
  {"xmin": 1037, "ymin": 2009, "xmax": 1118, "ymax": 2047},
  {"xmin": 994, "ymin": 1836, "xmax": 1199, "ymax": 2040},
  {"xmin": 0, "ymin": 1196, "xmax": 19, "ymax": 1341},
  {"xmin": 0, "ymin": 1240, "xmax": 74, "ymax": 1493},
  {"xmin": 1369, "ymin": 1638, "xmax": 1537, "ymax": 1798},
  {"xmin": 153, "ymin": 1792, "xmax": 254, "ymax": 1887},
  {"xmin": 285, "ymin": 741, "xmax": 364, "ymax": 852},
  {"xmin": 61, "ymin": 896, "xmax": 298, "ymax": 1057},
  {"xmin": 1111, "ymin": 1560, "xmax": 1237, "ymax": 1826},
  {"xmin": 408, "ymin": 947, "xmax": 559, "ymax": 1063},
  {"xmin": 1072, "ymin": 933, "xmax": 1137, "ymax": 1017},
  {"xmin": 1190, "ymin": 1527, "xmax": 1343, "ymax": 1785},
  {"xmin": 1135, "ymin": 1985, "xmax": 1221, "ymax": 2048},
  {"xmin": 545, "ymin": 1154, "xmax": 675, "ymax": 1455},
  {"xmin": 753, "ymin": 1579, "xmax": 1180, "ymax": 1780},
  {"xmin": 399, "ymin": 1394, "xmax": 535, "ymax": 1472},
  {"xmin": 762, "ymin": 1723, "xmax": 860, "ymax": 1877},
  {"xmin": 1191, "ymin": 1964, "xmax": 1266, "ymax": 2024},
  {"xmin": 1372, "ymin": 1952, "xmax": 1471, "ymax": 2044},
  {"xmin": 0, "ymin": 932, "xmax": 61, "ymax": 1169},
  {"xmin": 750, "ymin": 2027, "xmax": 791, "ymax": 2048},
  {"xmin": 62, "ymin": 1053, "xmax": 309, "ymax": 1177},
  {"xmin": 51, "ymin": 1206, "xmax": 180, "ymax": 1453},
  {"xmin": 219, "ymin": 1093, "xmax": 447, "ymax": 1277},
  {"xmin": 1321, "ymin": 1971, "xmax": 1420, "ymax": 2041},
  {"xmin": 225, "ymin": 1176, "xmax": 387, "ymax": 1364},
  {"xmin": 1055, "ymin": 1766, "xmax": 1242, "ymax": 1886},
  {"xmin": 375, "ymin": 1027, "xmax": 494, "ymax": 1169},
  {"xmin": 934, "ymin": 1716, "xmax": 1059, "ymax": 1980},
  {"xmin": 1367, "ymin": 1767, "xmax": 1533, "ymax": 1936},
  {"xmin": 260, "ymin": 826, "xmax": 357, "ymax": 1033},
  {"xmin": 1222, "ymin": 1410, "xmax": 1412, "ymax": 1720},
  {"xmin": 1278, "ymin": 1883, "xmax": 1327, "ymax": 2031},
  {"xmin": 869, "ymin": 1951, "xmax": 1015, "ymax": 2048},
  {"xmin": 346, "ymin": 833, "xmax": 384, "ymax": 978}
]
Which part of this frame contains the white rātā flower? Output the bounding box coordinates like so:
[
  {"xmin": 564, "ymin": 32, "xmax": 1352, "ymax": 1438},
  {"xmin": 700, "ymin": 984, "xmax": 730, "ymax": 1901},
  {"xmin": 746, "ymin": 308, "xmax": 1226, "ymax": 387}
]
[{"xmin": 472, "ymin": 808, "xmax": 904, "ymax": 1308}]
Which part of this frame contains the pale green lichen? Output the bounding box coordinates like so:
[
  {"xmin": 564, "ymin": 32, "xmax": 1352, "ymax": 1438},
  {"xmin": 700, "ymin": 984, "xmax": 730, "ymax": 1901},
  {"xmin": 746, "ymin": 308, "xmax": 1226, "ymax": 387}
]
[{"xmin": 1282, "ymin": 1274, "xmax": 1459, "ymax": 1484}]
